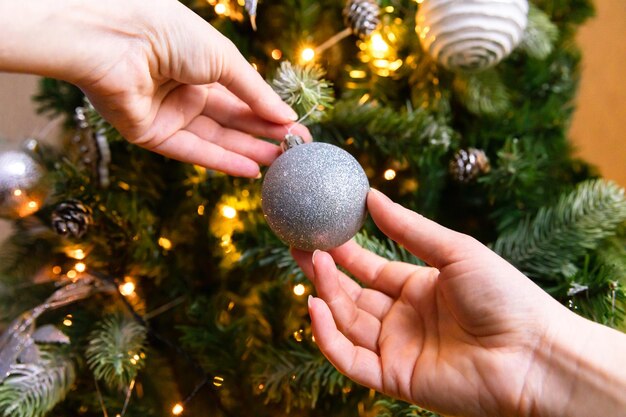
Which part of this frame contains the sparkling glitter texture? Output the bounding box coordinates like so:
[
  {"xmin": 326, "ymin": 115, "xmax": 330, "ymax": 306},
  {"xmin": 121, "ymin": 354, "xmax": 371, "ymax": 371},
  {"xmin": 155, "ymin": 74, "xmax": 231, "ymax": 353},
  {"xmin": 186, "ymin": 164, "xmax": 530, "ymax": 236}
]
[
  {"xmin": 0, "ymin": 150, "xmax": 46, "ymax": 219},
  {"xmin": 262, "ymin": 142, "xmax": 369, "ymax": 251}
]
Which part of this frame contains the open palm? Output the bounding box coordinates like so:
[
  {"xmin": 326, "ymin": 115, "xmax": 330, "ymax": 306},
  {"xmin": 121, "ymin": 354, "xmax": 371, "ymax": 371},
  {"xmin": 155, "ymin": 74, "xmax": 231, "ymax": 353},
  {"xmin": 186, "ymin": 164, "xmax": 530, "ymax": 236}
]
[{"xmin": 293, "ymin": 190, "xmax": 569, "ymax": 417}]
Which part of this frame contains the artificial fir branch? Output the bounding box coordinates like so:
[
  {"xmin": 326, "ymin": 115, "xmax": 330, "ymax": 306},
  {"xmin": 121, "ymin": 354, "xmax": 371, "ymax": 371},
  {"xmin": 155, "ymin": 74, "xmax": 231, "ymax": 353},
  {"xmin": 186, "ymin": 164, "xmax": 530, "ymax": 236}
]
[
  {"xmin": 0, "ymin": 348, "xmax": 75, "ymax": 417},
  {"xmin": 355, "ymin": 231, "xmax": 423, "ymax": 265},
  {"xmin": 253, "ymin": 343, "xmax": 353, "ymax": 411},
  {"xmin": 86, "ymin": 314, "xmax": 147, "ymax": 390},
  {"xmin": 493, "ymin": 180, "xmax": 626, "ymax": 280},
  {"xmin": 453, "ymin": 69, "xmax": 510, "ymax": 117},
  {"xmin": 374, "ymin": 398, "xmax": 441, "ymax": 417},
  {"xmin": 271, "ymin": 61, "xmax": 335, "ymax": 123},
  {"xmin": 521, "ymin": 4, "xmax": 559, "ymax": 60}
]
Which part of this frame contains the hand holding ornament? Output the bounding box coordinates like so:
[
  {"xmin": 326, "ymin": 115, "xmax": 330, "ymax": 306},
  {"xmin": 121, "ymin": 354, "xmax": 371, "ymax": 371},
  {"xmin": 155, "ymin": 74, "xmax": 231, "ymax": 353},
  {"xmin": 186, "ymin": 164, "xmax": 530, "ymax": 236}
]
[
  {"xmin": 0, "ymin": 0, "xmax": 310, "ymax": 177},
  {"xmin": 292, "ymin": 189, "xmax": 626, "ymax": 417}
]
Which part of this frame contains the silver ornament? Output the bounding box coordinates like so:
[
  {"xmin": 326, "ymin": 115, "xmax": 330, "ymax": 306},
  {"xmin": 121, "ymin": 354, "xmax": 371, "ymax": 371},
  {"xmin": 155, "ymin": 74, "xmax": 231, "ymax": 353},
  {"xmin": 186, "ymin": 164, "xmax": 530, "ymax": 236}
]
[
  {"xmin": 0, "ymin": 150, "xmax": 46, "ymax": 219},
  {"xmin": 416, "ymin": 0, "xmax": 528, "ymax": 72},
  {"xmin": 262, "ymin": 141, "xmax": 369, "ymax": 251}
]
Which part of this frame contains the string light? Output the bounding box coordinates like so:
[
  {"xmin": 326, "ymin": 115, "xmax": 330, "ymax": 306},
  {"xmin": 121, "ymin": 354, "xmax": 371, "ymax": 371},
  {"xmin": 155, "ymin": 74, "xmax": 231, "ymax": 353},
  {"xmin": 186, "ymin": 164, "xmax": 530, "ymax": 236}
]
[
  {"xmin": 197, "ymin": 205, "xmax": 205, "ymax": 216},
  {"xmin": 221, "ymin": 205, "xmax": 237, "ymax": 219},
  {"xmin": 213, "ymin": 376, "xmax": 224, "ymax": 387},
  {"xmin": 300, "ymin": 47, "xmax": 315, "ymax": 63},
  {"xmin": 13, "ymin": 189, "xmax": 22, "ymax": 196},
  {"xmin": 74, "ymin": 262, "xmax": 86, "ymax": 273},
  {"xmin": 158, "ymin": 237, "xmax": 173, "ymax": 250},
  {"xmin": 214, "ymin": 3, "xmax": 227, "ymax": 14},
  {"xmin": 293, "ymin": 329, "xmax": 304, "ymax": 342},
  {"xmin": 384, "ymin": 169, "xmax": 397, "ymax": 180},
  {"xmin": 119, "ymin": 279, "xmax": 136, "ymax": 297},
  {"xmin": 63, "ymin": 314, "xmax": 73, "ymax": 327},
  {"xmin": 66, "ymin": 270, "xmax": 77, "ymax": 280},
  {"xmin": 172, "ymin": 403, "xmax": 184, "ymax": 416},
  {"xmin": 271, "ymin": 49, "xmax": 282, "ymax": 60},
  {"xmin": 52, "ymin": 266, "xmax": 62, "ymax": 275},
  {"xmin": 349, "ymin": 70, "xmax": 367, "ymax": 79},
  {"xmin": 293, "ymin": 283, "xmax": 306, "ymax": 296},
  {"xmin": 68, "ymin": 248, "xmax": 85, "ymax": 260}
]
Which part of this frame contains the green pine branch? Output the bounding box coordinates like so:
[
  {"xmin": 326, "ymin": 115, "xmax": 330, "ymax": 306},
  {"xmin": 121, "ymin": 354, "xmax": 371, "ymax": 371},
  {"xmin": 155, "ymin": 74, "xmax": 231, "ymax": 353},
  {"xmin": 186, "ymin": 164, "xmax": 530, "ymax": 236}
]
[
  {"xmin": 0, "ymin": 349, "xmax": 75, "ymax": 417},
  {"xmin": 355, "ymin": 231, "xmax": 424, "ymax": 266},
  {"xmin": 253, "ymin": 343, "xmax": 352, "ymax": 411},
  {"xmin": 453, "ymin": 69, "xmax": 510, "ymax": 117},
  {"xmin": 375, "ymin": 398, "xmax": 441, "ymax": 417},
  {"xmin": 86, "ymin": 314, "xmax": 147, "ymax": 390},
  {"xmin": 521, "ymin": 4, "xmax": 559, "ymax": 60},
  {"xmin": 493, "ymin": 180, "xmax": 626, "ymax": 280},
  {"xmin": 271, "ymin": 61, "xmax": 335, "ymax": 123}
]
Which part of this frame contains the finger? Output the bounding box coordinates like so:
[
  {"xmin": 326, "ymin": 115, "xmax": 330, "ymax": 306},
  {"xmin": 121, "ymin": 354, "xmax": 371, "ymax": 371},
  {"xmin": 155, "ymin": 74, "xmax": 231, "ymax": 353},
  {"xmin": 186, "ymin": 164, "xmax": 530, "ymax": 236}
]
[
  {"xmin": 203, "ymin": 86, "xmax": 313, "ymax": 142},
  {"xmin": 312, "ymin": 251, "xmax": 382, "ymax": 352},
  {"xmin": 309, "ymin": 296, "xmax": 383, "ymax": 391},
  {"xmin": 186, "ymin": 115, "xmax": 281, "ymax": 166},
  {"xmin": 329, "ymin": 240, "xmax": 419, "ymax": 298},
  {"xmin": 292, "ymin": 249, "xmax": 393, "ymax": 320},
  {"xmin": 214, "ymin": 39, "xmax": 298, "ymax": 124},
  {"xmin": 166, "ymin": 4, "xmax": 298, "ymax": 124},
  {"xmin": 368, "ymin": 189, "xmax": 476, "ymax": 268},
  {"xmin": 148, "ymin": 130, "xmax": 260, "ymax": 177}
]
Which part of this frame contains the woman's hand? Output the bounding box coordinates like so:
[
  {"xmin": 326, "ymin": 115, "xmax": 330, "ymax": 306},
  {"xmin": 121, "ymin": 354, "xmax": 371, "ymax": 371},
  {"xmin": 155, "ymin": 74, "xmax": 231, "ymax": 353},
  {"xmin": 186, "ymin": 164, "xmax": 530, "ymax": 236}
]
[
  {"xmin": 0, "ymin": 0, "xmax": 309, "ymax": 177},
  {"xmin": 293, "ymin": 189, "xmax": 626, "ymax": 417}
]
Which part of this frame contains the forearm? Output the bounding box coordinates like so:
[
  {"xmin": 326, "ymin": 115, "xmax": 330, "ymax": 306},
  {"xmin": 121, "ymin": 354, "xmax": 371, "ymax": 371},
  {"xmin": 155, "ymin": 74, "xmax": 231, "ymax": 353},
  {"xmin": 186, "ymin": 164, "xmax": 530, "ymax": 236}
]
[
  {"xmin": 522, "ymin": 310, "xmax": 626, "ymax": 417},
  {"xmin": 0, "ymin": 0, "xmax": 146, "ymax": 83}
]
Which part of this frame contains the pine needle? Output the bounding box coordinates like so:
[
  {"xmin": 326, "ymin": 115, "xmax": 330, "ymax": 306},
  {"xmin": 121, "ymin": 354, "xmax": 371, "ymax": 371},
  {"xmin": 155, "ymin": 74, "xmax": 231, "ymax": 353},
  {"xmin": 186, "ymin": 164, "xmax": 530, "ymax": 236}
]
[
  {"xmin": 453, "ymin": 69, "xmax": 510, "ymax": 117},
  {"xmin": 493, "ymin": 180, "xmax": 626, "ymax": 280},
  {"xmin": 86, "ymin": 315, "xmax": 147, "ymax": 390},
  {"xmin": 0, "ymin": 349, "xmax": 75, "ymax": 417},
  {"xmin": 271, "ymin": 61, "xmax": 334, "ymax": 123},
  {"xmin": 521, "ymin": 4, "xmax": 559, "ymax": 60}
]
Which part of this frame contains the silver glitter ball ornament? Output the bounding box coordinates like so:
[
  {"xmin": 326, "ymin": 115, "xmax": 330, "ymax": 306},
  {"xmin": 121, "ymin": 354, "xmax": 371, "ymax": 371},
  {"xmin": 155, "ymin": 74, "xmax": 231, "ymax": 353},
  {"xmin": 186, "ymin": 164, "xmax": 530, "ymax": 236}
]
[
  {"xmin": 262, "ymin": 141, "xmax": 369, "ymax": 251},
  {"xmin": 0, "ymin": 150, "xmax": 46, "ymax": 219}
]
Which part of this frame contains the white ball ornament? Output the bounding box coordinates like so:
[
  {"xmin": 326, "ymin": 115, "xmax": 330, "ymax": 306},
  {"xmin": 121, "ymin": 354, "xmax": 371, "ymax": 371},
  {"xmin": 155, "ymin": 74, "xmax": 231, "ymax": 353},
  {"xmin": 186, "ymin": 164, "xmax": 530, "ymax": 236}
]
[
  {"xmin": 416, "ymin": 0, "xmax": 529, "ymax": 72},
  {"xmin": 261, "ymin": 135, "xmax": 369, "ymax": 251}
]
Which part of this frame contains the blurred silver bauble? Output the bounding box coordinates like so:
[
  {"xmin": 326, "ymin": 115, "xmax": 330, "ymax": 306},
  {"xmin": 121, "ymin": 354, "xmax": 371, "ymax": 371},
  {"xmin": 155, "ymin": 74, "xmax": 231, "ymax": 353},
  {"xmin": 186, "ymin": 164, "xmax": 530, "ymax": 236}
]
[
  {"xmin": 262, "ymin": 140, "xmax": 369, "ymax": 251},
  {"xmin": 416, "ymin": 0, "xmax": 528, "ymax": 72},
  {"xmin": 0, "ymin": 150, "xmax": 47, "ymax": 219}
]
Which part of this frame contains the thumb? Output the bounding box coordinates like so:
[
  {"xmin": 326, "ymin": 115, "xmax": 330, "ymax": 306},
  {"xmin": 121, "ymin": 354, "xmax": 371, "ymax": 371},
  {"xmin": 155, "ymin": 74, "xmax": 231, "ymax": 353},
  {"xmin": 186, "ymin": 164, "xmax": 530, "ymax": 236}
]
[{"xmin": 367, "ymin": 188, "xmax": 481, "ymax": 268}]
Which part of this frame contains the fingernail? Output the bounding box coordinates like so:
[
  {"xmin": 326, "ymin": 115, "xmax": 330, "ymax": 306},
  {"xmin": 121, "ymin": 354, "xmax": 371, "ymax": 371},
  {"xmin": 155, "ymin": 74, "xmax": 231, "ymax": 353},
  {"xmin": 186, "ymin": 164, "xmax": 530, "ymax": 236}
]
[
  {"xmin": 255, "ymin": 172, "xmax": 263, "ymax": 179},
  {"xmin": 307, "ymin": 295, "xmax": 313, "ymax": 308},
  {"xmin": 312, "ymin": 249, "xmax": 320, "ymax": 266},
  {"xmin": 280, "ymin": 104, "xmax": 298, "ymax": 121},
  {"xmin": 369, "ymin": 187, "xmax": 390, "ymax": 201}
]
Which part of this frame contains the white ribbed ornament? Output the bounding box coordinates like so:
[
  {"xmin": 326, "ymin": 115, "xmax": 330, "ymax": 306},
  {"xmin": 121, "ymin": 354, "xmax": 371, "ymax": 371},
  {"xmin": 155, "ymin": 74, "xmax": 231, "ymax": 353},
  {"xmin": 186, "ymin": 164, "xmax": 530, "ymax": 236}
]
[{"xmin": 416, "ymin": 0, "xmax": 528, "ymax": 72}]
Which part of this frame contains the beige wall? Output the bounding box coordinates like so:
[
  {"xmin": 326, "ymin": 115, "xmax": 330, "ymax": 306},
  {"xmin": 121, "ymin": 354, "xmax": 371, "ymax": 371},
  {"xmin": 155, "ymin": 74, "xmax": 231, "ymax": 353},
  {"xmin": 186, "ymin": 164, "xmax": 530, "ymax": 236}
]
[{"xmin": 570, "ymin": 0, "xmax": 626, "ymax": 187}]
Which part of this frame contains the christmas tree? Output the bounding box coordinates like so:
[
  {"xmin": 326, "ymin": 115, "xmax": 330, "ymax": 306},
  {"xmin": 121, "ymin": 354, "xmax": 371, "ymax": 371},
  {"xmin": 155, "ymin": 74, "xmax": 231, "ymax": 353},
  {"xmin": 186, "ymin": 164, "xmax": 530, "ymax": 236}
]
[{"xmin": 1, "ymin": 0, "xmax": 625, "ymax": 416}]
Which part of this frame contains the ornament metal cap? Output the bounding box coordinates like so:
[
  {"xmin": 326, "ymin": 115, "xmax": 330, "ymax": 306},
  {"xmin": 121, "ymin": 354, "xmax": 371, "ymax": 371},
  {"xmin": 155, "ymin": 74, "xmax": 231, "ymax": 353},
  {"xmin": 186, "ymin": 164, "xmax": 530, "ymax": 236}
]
[{"xmin": 281, "ymin": 134, "xmax": 306, "ymax": 152}]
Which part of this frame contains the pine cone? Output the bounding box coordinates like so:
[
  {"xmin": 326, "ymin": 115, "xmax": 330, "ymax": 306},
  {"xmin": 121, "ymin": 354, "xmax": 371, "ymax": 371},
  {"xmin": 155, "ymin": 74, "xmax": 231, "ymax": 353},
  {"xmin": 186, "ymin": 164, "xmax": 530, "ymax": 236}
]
[
  {"xmin": 51, "ymin": 199, "xmax": 93, "ymax": 238},
  {"xmin": 343, "ymin": 0, "xmax": 380, "ymax": 39},
  {"xmin": 449, "ymin": 148, "xmax": 491, "ymax": 183}
]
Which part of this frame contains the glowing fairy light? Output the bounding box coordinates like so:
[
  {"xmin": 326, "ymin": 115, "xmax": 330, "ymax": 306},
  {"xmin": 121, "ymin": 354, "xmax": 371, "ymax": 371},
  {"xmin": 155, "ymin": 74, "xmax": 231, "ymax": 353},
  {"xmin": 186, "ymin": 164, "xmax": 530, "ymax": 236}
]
[
  {"xmin": 172, "ymin": 403, "xmax": 184, "ymax": 415},
  {"xmin": 293, "ymin": 284, "xmax": 306, "ymax": 296},
  {"xmin": 119, "ymin": 280, "xmax": 136, "ymax": 296},
  {"xmin": 158, "ymin": 237, "xmax": 173, "ymax": 250},
  {"xmin": 300, "ymin": 47, "xmax": 315, "ymax": 63},
  {"xmin": 74, "ymin": 262, "xmax": 86, "ymax": 273},
  {"xmin": 221, "ymin": 205, "xmax": 237, "ymax": 219},
  {"xmin": 384, "ymin": 169, "xmax": 397, "ymax": 180}
]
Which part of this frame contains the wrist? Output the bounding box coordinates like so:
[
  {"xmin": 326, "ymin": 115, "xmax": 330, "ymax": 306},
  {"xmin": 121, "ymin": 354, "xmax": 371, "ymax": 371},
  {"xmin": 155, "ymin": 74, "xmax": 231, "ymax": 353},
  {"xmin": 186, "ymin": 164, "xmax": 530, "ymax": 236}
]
[{"xmin": 520, "ymin": 309, "xmax": 626, "ymax": 417}]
